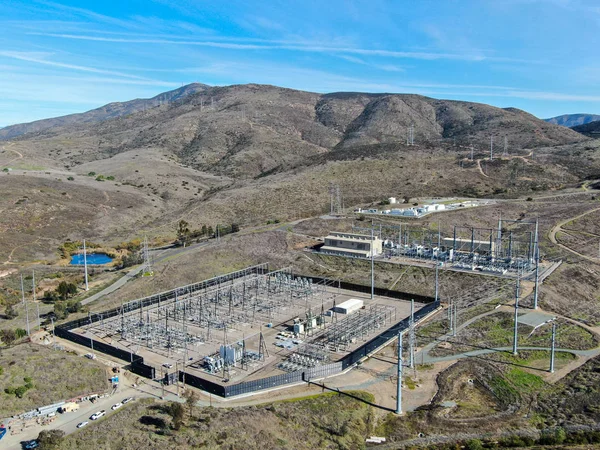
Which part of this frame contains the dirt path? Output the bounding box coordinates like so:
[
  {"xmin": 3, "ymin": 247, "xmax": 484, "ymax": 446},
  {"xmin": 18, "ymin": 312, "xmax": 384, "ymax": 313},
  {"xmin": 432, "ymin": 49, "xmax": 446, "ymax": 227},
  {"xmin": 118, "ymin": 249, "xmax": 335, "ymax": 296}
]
[
  {"xmin": 476, "ymin": 159, "xmax": 489, "ymax": 178},
  {"xmin": 0, "ymin": 142, "xmax": 23, "ymax": 166},
  {"xmin": 548, "ymin": 206, "xmax": 600, "ymax": 263}
]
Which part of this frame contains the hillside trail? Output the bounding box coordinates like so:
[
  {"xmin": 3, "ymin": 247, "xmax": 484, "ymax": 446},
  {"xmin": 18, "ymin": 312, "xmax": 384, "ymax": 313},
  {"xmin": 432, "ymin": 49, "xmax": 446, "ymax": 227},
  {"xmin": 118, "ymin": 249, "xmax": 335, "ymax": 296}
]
[
  {"xmin": 548, "ymin": 206, "xmax": 600, "ymax": 264},
  {"xmin": 474, "ymin": 152, "xmax": 534, "ymax": 179},
  {"xmin": 0, "ymin": 142, "xmax": 23, "ymax": 165}
]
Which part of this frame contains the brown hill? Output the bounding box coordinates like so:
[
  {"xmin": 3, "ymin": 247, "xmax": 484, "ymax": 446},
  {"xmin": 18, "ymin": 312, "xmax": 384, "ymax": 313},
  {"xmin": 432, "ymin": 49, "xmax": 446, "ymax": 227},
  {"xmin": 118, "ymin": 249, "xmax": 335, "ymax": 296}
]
[
  {"xmin": 1, "ymin": 83, "xmax": 597, "ymax": 263},
  {"xmin": 0, "ymin": 83, "xmax": 209, "ymax": 140},
  {"xmin": 9, "ymin": 83, "xmax": 585, "ymax": 179}
]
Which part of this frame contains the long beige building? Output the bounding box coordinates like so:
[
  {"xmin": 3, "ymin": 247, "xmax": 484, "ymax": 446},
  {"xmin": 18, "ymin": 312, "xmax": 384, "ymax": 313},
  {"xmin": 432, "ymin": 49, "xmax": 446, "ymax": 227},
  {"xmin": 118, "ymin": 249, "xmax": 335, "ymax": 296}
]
[{"xmin": 320, "ymin": 231, "xmax": 383, "ymax": 258}]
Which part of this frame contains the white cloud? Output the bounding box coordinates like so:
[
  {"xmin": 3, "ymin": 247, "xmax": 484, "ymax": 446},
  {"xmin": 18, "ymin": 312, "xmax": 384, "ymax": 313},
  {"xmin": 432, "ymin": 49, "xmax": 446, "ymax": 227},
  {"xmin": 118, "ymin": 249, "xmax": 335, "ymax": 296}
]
[{"xmin": 32, "ymin": 32, "xmax": 527, "ymax": 62}]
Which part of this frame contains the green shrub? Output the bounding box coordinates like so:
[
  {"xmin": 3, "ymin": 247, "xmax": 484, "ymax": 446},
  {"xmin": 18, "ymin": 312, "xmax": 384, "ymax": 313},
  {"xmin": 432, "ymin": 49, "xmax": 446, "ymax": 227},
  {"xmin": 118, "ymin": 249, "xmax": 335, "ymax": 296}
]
[
  {"xmin": 465, "ymin": 439, "xmax": 484, "ymax": 450},
  {"xmin": 67, "ymin": 176, "xmax": 74, "ymax": 181},
  {"xmin": 87, "ymin": 171, "xmax": 96, "ymax": 176}
]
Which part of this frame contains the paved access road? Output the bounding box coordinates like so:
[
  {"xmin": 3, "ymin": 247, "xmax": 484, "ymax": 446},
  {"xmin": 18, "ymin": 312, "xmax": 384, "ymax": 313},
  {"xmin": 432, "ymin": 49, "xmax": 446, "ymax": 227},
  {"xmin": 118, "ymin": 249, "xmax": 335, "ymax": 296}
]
[{"xmin": 1, "ymin": 383, "xmax": 139, "ymax": 450}]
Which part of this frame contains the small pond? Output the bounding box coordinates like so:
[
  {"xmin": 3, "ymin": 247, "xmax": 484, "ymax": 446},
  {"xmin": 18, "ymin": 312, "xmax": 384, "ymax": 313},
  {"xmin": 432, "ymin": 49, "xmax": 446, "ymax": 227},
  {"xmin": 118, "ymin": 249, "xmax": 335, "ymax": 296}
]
[{"xmin": 70, "ymin": 253, "xmax": 113, "ymax": 265}]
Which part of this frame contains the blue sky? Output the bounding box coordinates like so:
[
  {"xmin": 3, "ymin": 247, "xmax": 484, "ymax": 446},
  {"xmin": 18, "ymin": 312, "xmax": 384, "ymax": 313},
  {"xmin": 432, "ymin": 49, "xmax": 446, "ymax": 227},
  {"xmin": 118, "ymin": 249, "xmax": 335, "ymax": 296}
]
[{"xmin": 1, "ymin": 0, "xmax": 599, "ymax": 126}]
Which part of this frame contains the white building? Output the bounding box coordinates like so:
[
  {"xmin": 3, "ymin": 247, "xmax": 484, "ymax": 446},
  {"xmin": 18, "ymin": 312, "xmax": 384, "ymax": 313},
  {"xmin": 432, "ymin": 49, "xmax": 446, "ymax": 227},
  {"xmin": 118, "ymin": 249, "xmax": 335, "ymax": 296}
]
[
  {"xmin": 321, "ymin": 231, "xmax": 383, "ymax": 258},
  {"xmin": 331, "ymin": 299, "xmax": 364, "ymax": 315}
]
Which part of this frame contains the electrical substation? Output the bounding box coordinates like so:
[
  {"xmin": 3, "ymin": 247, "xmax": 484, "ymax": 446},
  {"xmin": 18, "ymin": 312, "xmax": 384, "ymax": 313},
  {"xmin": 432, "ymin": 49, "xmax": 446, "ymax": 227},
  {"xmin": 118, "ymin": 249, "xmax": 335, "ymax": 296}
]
[
  {"xmin": 71, "ymin": 263, "xmax": 423, "ymax": 389},
  {"xmin": 348, "ymin": 217, "xmax": 540, "ymax": 277}
]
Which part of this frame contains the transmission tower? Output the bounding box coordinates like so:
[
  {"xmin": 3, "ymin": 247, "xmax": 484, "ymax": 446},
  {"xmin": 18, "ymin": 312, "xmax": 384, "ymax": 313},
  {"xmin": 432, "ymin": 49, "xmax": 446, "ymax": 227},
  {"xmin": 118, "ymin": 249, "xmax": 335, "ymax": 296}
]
[
  {"xmin": 406, "ymin": 124, "xmax": 415, "ymax": 146},
  {"xmin": 143, "ymin": 235, "xmax": 152, "ymax": 275},
  {"xmin": 329, "ymin": 183, "xmax": 342, "ymax": 215}
]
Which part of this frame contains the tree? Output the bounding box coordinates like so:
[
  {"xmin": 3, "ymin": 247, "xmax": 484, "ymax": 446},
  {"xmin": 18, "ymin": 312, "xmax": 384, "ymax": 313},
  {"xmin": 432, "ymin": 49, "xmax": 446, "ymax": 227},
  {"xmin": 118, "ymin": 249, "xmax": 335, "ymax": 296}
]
[
  {"xmin": 207, "ymin": 226, "xmax": 214, "ymax": 237},
  {"xmin": 0, "ymin": 329, "xmax": 17, "ymax": 346},
  {"xmin": 185, "ymin": 390, "xmax": 199, "ymax": 419},
  {"xmin": 5, "ymin": 304, "xmax": 17, "ymax": 319},
  {"xmin": 37, "ymin": 429, "xmax": 65, "ymax": 449},
  {"xmin": 54, "ymin": 302, "xmax": 67, "ymax": 320},
  {"xmin": 231, "ymin": 223, "xmax": 240, "ymax": 233},
  {"xmin": 167, "ymin": 402, "xmax": 185, "ymax": 430},
  {"xmin": 176, "ymin": 220, "xmax": 191, "ymax": 247},
  {"xmin": 56, "ymin": 281, "xmax": 77, "ymax": 300},
  {"xmin": 200, "ymin": 224, "xmax": 208, "ymax": 236}
]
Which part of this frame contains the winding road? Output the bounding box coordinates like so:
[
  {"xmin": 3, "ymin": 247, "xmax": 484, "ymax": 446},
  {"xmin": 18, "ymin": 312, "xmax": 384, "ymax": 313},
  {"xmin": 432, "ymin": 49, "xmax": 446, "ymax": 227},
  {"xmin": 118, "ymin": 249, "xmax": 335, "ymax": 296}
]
[{"xmin": 548, "ymin": 207, "xmax": 600, "ymax": 263}]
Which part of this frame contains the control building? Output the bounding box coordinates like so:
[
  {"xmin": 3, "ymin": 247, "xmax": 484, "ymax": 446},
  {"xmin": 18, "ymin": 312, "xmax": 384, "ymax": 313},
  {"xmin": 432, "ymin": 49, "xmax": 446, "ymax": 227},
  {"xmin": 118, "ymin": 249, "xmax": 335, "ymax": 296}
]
[{"xmin": 321, "ymin": 231, "xmax": 383, "ymax": 258}]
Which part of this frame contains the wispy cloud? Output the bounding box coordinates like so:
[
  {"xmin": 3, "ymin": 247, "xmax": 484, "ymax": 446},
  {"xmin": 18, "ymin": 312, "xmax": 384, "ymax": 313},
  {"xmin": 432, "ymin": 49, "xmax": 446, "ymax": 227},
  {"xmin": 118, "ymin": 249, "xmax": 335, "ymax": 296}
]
[
  {"xmin": 0, "ymin": 50, "xmax": 156, "ymax": 80},
  {"xmin": 32, "ymin": 32, "xmax": 527, "ymax": 62}
]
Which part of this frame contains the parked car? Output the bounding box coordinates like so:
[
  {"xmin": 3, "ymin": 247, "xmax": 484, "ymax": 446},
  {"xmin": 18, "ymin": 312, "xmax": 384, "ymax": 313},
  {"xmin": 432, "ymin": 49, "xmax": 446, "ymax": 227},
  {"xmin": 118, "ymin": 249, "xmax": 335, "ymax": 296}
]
[
  {"xmin": 111, "ymin": 402, "xmax": 123, "ymax": 410},
  {"xmin": 162, "ymin": 362, "xmax": 173, "ymax": 369},
  {"xmin": 23, "ymin": 440, "xmax": 39, "ymax": 449},
  {"xmin": 90, "ymin": 410, "xmax": 106, "ymax": 420},
  {"xmin": 122, "ymin": 397, "xmax": 134, "ymax": 404},
  {"xmin": 77, "ymin": 421, "xmax": 89, "ymax": 428}
]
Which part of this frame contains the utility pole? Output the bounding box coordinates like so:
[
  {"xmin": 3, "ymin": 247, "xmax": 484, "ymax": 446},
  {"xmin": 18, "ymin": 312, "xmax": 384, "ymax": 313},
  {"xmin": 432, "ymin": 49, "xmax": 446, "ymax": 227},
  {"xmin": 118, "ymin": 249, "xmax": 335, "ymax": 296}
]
[
  {"xmin": 32, "ymin": 270, "xmax": 36, "ymax": 302},
  {"xmin": 23, "ymin": 273, "xmax": 30, "ymax": 336},
  {"xmin": 370, "ymin": 223, "xmax": 375, "ymax": 300},
  {"xmin": 435, "ymin": 264, "xmax": 439, "ymax": 304},
  {"xmin": 452, "ymin": 303, "xmax": 457, "ymax": 337},
  {"xmin": 409, "ymin": 299, "xmax": 415, "ymax": 369},
  {"xmin": 513, "ymin": 274, "xmax": 520, "ymax": 355},
  {"xmin": 490, "ymin": 136, "xmax": 494, "ymax": 161},
  {"xmin": 51, "ymin": 317, "xmax": 56, "ymax": 348},
  {"xmin": 503, "ymin": 136, "xmax": 508, "ymax": 157},
  {"xmin": 396, "ymin": 331, "xmax": 403, "ymax": 415},
  {"xmin": 533, "ymin": 218, "xmax": 540, "ymax": 310},
  {"xmin": 89, "ymin": 317, "xmax": 94, "ymax": 358},
  {"xmin": 21, "ymin": 273, "xmax": 25, "ymax": 304},
  {"xmin": 36, "ymin": 302, "xmax": 40, "ymax": 331},
  {"xmin": 83, "ymin": 239, "xmax": 89, "ymax": 291},
  {"xmin": 470, "ymin": 145, "xmax": 474, "ymax": 161},
  {"xmin": 549, "ymin": 321, "xmax": 556, "ymax": 373}
]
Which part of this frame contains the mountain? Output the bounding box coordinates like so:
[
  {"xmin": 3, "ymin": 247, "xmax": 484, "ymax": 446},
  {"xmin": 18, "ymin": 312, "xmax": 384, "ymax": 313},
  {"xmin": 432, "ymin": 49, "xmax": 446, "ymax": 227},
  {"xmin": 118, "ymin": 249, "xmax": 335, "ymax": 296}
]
[
  {"xmin": 544, "ymin": 113, "xmax": 600, "ymax": 128},
  {"xmin": 8, "ymin": 84, "xmax": 585, "ymax": 178},
  {"xmin": 2, "ymin": 82, "xmax": 596, "ymax": 264},
  {"xmin": 0, "ymin": 83, "xmax": 209, "ymax": 140},
  {"xmin": 572, "ymin": 119, "xmax": 600, "ymax": 137}
]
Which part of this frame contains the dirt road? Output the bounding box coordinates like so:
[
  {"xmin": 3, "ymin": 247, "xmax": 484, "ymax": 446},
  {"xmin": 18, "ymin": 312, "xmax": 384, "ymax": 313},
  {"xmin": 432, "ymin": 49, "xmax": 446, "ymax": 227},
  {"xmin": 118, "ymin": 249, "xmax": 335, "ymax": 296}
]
[{"xmin": 548, "ymin": 207, "xmax": 600, "ymax": 263}]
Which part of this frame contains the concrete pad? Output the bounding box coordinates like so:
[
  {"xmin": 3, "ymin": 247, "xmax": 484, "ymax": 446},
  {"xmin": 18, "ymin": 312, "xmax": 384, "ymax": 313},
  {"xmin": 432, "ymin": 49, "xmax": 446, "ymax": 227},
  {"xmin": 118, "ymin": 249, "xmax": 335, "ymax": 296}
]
[{"xmin": 518, "ymin": 311, "xmax": 556, "ymax": 328}]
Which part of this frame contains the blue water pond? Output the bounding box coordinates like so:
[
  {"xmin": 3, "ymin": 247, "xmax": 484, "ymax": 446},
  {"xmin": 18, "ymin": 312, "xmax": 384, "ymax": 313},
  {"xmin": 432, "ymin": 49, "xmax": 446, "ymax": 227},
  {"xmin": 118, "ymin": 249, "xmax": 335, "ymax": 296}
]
[{"xmin": 70, "ymin": 253, "xmax": 113, "ymax": 265}]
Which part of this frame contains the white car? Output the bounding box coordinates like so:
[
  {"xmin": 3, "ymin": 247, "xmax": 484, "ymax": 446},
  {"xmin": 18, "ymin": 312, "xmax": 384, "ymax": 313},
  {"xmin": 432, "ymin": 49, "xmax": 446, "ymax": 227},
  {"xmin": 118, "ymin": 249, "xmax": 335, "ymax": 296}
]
[
  {"xmin": 90, "ymin": 410, "xmax": 106, "ymax": 420},
  {"xmin": 162, "ymin": 363, "xmax": 173, "ymax": 369},
  {"xmin": 77, "ymin": 421, "xmax": 89, "ymax": 428},
  {"xmin": 111, "ymin": 402, "xmax": 123, "ymax": 410},
  {"xmin": 122, "ymin": 397, "xmax": 134, "ymax": 404}
]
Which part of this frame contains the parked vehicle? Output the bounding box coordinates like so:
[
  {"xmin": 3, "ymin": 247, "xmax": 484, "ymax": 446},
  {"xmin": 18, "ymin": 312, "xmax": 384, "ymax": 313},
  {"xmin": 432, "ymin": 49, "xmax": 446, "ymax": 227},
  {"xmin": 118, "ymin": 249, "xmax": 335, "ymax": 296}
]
[
  {"xmin": 77, "ymin": 421, "xmax": 89, "ymax": 428},
  {"xmin": 111, "ymin": 402, "xmax": 123, "ymax": 410},
  {"xmin": 90, "ymin": 410, "xmax": 106, "ymax": 420},
  {"xmin": 122, "ymin": 397, "xmax": 134, "ymax": 404},
  {"xmin": 23, "ymin": 440, "xmax": 39, "ymax": 449}
]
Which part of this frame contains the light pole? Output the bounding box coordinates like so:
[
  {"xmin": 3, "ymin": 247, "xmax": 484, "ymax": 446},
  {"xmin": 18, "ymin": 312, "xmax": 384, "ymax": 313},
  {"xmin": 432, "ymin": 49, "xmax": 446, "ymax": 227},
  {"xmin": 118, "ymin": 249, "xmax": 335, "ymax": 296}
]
[
  {"xmin": 396, "ymin": 331, "xmax": 403, "ymax": 415},
  {"xmin": 550, "ymin": 321, "xmax": 556, "ymax": 373}
]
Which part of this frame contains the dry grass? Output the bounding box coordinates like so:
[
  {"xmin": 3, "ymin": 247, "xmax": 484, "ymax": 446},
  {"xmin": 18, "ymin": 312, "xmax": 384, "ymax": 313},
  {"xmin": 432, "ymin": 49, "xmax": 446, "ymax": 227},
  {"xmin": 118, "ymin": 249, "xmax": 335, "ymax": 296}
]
[
  {"xmin": 60, "ymin": 392, "xmax": 375, "ymax": 450},
  {"xmin": 0, "ymin": 343, "xmax": 109, "ymax": 417}
]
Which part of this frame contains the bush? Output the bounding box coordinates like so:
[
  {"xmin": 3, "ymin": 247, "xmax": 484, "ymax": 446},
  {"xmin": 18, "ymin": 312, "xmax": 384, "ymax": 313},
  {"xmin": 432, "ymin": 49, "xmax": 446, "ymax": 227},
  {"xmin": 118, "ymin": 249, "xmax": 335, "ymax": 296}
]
[
  {"xmin": 67, "ymin": 176, "xmax": 74, "ymax": 181},
  {"xmin": 38, "ymin": 429, "xmax": 65, "ymax": 449},
  {"xmin": 87, "ymin": 172, "xmax": 96, "ymax": 176},
  {"xmin": 465, "ymin": 439, "xmax": 484, "ymax": 450},
  {"xmin": 5, "ymin": 304, "xmax": 17, "ymax": 319},
  {"xmin": 14, "ymin": 385, "xmax": 28, "ymax": 398}
]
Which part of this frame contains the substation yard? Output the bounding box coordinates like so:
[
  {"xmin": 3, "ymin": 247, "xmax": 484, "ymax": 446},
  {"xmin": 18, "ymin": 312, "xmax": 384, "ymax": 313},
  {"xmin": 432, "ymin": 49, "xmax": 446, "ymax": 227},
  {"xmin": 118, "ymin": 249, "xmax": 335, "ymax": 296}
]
[{"xmin": 72, "ymin": 264, "xmax": 424, "ymax": 386}]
